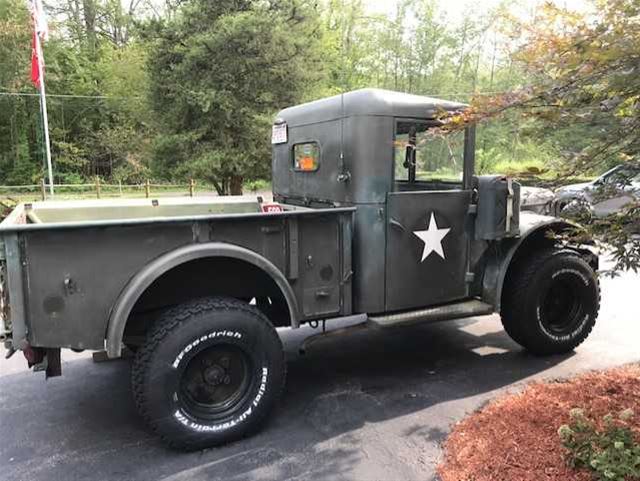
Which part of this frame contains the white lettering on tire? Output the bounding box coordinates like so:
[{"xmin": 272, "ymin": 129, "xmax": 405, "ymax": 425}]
[
  {"xmin": 539, "ymin": 313, "xmax": 590, "ymax": 342},
  {"xmin": 552, "ymin": 268, "xmax": 590, "ymax": 286},
  {"xmin": 172, "ymin": 330, "xmax": 243, "ymax": 369},
  {"xmin": 173, "ymin": 367, "xmax": 269, "ymax": 432}
]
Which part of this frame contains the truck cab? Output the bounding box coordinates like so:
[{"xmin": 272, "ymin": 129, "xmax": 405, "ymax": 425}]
[{"xmin": 272, "ymin": 89, "xmax": 515, "ymax": 315}]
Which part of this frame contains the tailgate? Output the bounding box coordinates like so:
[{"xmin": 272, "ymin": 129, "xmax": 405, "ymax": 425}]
[{"xmin": 0, "ymin": 234, "xmax": 27, "ymax": 351}]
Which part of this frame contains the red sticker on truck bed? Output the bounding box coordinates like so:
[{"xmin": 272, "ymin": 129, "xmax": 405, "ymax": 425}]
[{"xmin": 260, "ymin": 203, "xmax": 284, "ymax": 213}]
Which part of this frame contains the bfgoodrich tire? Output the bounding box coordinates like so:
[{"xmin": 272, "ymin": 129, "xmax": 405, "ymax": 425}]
[
  {"xmin": 131, "ymin": 297, "xmax": 285, "ymax": 450},
  {"xmin": 501, "ymin": 249, "xmax": 600, "ymax": 355}
]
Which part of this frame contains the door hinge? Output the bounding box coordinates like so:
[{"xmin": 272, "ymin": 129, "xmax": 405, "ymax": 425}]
[{"xmin": 506, "ymin": 178, "xmax": 514, "ymax": 232}]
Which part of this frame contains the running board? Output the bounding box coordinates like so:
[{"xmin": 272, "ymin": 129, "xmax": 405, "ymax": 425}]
[
  {"xmin": 298, "ymin": 300, "xmax": 494, "ymax": 355},
  {"xmin": 368, "ymin": 300, "xmax": 494, "ymax": 329}
]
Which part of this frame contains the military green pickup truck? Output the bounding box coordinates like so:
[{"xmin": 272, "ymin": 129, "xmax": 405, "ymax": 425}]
[{"xmin": 0, "ymin": 89, "xmax": 600, "ymax": 450}]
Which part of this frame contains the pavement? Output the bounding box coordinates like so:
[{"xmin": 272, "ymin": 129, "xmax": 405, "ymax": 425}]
[{"xmin": 0, "ymin": 263, "xmax": 638, "ymax": 481}]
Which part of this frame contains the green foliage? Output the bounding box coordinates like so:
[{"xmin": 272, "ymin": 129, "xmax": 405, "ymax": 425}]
[
  {"xmin": 0, "ymin": 0, "xmax": 556, "ymax": 193},
  {"xmin": 510, "ymin": 0, "xmax": 640, "ymax": 170},
  {"xmin": 0, "ymin": 0, "xmax": 630, "ymax": 211},
  {"xmin": 559, "ymin": 408, "xmax": 640, "ymax": 481},
  {"xmin": 0, "ymin": 0, "xmax": 558, "ymax": 190},
  {"xmin": 476, "ymin": 140, "xmax": 554, "ymax": 176},
  {"xmin": 0, "ymin": 0, "xmax": 154, "ymax": 187},
  {"xmin": 244, "ymin": 179, "xmax": 271, "ymax": 193},
  {"xmin": 489, "ymin": 0, "xmax": 640, "ymax": 271},
  {"xmin": 144, "ymin": 0, "xmax": 326, "ymax": 194},
  {"xmin": 5, "ymin": 142, "xmax": 40, "ymax": 185},
  {"xmin": 0, "ymin": 198, "xmax": 17, "ymax": 222},
  {"xmin": 112, "ymin": 163, "xmax": 150, "ymax": 184}
]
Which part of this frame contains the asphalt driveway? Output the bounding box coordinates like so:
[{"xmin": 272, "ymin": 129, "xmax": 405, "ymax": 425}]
[{"xmin": 1, "ymin": 263, "xmax": 638, "ymax": 481}]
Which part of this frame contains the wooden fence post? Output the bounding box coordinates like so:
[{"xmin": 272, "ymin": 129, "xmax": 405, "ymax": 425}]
[
  {"xmin": 95, "ymin": 176, "xmax": 101, "ymax": 199},
  {"xmin": 118, "ymin": 180, "xmax": 123, "ymax": 196},
  {"xmin": 145, "ymin": 179, "xmax": 150, "ymax": 199},
  {"xmin": 189, "ymin": 178, "xmax": 195, "ymax": 197},
  {"xmin": 41, "ymin": 178, "xmax": 46, "ymax": 201}
]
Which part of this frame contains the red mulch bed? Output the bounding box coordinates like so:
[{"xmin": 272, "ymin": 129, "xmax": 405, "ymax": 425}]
[{"xmin": 438, "ymin": 365, "xmax": 640, "ymax": 481}]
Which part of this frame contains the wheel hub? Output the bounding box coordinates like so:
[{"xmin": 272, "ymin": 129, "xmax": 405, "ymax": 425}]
[
  {"xmin": 203, "ymin": 364, "xmax": 227, "ymax": 386},
  {"xmin": 179, "ymin": 344, "xmax": 251, "ymax": 419},
  {"xmin": 540, "ymin": 275, "xmax": 584, "ymax": 334}
]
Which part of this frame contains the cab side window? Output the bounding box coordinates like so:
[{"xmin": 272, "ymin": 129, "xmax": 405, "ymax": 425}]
[
  {"xmin": 394, "ymin": 121, "xmax": 464, "ymax": 188},
  {"xmin": 293, "ymin": 142, "xmax": 320, "ymax": 172}
]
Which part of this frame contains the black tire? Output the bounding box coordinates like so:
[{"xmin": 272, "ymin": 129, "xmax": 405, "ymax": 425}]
[
  {"xmin": 501, "ymin": 249, "xmax": 600, "ymax": 355},
  {"xmin": 131, "ymin": 297, "xmax": 285, "ymax": 450}
]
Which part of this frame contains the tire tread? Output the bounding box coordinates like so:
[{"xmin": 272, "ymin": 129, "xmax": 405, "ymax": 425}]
[
  {"xmin": 131, "ymin": 297, "xmax": 285, "ymax": 450},
  {"xmin": 501, "ymin": 248, "xmax": 600, "ymax": 354}
]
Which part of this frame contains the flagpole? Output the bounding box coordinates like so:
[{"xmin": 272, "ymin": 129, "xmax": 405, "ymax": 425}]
[{"xmin": 32, "ymin": 2, "xmax": 53, "ymax": 197}]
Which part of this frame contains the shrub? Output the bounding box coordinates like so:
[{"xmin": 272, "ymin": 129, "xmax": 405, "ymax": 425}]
[
  {"xmin": 558, "ymin": 408, "xmax": 640, "ymax": 481},
  {"xmin": 0, "ymin": 198, "xmax": 17, "ymax": 223},
  {"xmin": 244, "ymin": 179, "xmax": 270, "ymax": 193}
]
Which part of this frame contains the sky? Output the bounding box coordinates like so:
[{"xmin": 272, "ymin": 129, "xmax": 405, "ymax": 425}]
[{"xmin": 363, "ymin": 0, "xmax": 590, "ymax": 21}]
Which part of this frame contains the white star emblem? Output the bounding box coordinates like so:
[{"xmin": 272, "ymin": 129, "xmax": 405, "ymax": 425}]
[{"xmin": 413, "ymin": 213, "xmax": 451, "ymax": 262}]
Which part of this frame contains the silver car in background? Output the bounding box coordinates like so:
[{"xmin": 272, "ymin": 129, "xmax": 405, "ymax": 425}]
[
  {"xmin": 553, "ymin": 163, "xmax": 640, "ymax": 218},
  {"xmin": 520, "ymin": 186, "xmax": 555, "ymax": 215}
]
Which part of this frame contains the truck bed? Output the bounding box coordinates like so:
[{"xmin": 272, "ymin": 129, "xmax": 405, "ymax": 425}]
[
  {"xmin": 1, "ymin": 196, "xmax": 279, "ymax": 226},
  {"xmin": 0, "ymin": 196, "xmax": 354, "ymax": 353}
]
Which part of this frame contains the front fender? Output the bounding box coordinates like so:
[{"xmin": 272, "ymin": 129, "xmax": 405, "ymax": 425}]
[
  {"xmin": 105, "ymin": 242, "xmax": 300, "ymax": 358},
  {"xmin": 481, "ymin": 212, "xmax": 583, "ymax": 311}
]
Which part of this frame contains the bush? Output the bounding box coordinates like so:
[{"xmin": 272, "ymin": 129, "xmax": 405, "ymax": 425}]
[
  {"xmin": 475, "ymin": 138, "xmax": 557, "ymax": 176},
  {"xmin": 0, "ymin": 198, "xmax": 17, "ymax": 223},
  {"xmin": 244, "ymin": 179, "xmax": 270, "ymax": 193},
  {"xmin": 558, "ymin": 408, "xmax": 640, "ymax": 481},
  {"xmin": 491, "ymin": 159, "xmax": 548, "ymax": 177}
]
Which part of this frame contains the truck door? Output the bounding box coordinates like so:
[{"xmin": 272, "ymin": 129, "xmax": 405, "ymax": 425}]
[{"xmin": 384, "ymin": 120, "xmax": 472, "ymax": 312}]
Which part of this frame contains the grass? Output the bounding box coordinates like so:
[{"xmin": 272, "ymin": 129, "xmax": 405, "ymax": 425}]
[{"xmin": 491, "ymin": 159, "xmax": 548, "ymax": 176}]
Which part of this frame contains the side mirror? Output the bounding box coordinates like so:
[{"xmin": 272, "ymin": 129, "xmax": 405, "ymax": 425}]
[{"xmin": 403, "ymin": 145, "xmax": 416, "ymax": 169}]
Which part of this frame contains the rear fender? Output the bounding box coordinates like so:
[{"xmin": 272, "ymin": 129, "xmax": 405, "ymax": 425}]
[{"xmin": 105, "ymin": 242, "xmax": 299, "ymax": 358}]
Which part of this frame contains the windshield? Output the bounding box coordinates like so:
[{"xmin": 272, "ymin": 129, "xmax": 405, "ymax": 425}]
[
  {"xmin": 603, "ymin": 166, "xmax": 640, "ymax": 186},
  {"xmin": 394, "ymin": 120, "xmax": 464, "ymax": 185}
]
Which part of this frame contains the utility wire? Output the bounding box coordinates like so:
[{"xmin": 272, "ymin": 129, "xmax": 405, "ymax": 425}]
[
  {"xmin": 0, "ymin": 90, "xmax": 141, "ymax": 100},
  {"xmin": 0, "ymin": 89, "xmax": 509, "ymax": 100}
]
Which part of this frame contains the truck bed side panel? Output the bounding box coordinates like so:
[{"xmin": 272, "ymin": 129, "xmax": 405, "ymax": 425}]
[
  {"xmin": 24, "ymin": 224, "xmax": 194, "ymax": 349},
  {"xmin": 20, "ymin": 212, "xmax": 351, "ymax": 350}
]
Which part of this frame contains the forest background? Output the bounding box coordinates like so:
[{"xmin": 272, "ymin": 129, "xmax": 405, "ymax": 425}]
[{"xmin": 0, "ymin": 0, "xmax": 631, "ymax": 195}]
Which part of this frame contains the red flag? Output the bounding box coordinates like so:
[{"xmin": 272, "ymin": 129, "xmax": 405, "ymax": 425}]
[
  {"xmin": 31, "ymin": 31, "xmax": 41, "ymax": 88},
  {"xmin": 30, "ymin": 0, "xmax": 48, "ymax": 89}
]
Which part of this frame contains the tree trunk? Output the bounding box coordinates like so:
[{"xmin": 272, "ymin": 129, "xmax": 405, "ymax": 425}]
[
  {"xmin": 82, "ymin": 0, "xmax": 97, "ymax": 57},
  {"xmin": 229, "ymin": 175, "xmax": 243, "ymax": 196},
  {"xmin": 211, "ymin": 179, "xmax": 224, "ymax": 196}
]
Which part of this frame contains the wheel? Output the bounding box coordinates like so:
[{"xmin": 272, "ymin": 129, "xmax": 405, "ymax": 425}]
[
  {"xmin": 131, "ymin": 297, "xmax": 286, "ymax": 450},
  {"xmin": 501, "ymin": 248, "xmax": 600, "ymax": 355}
]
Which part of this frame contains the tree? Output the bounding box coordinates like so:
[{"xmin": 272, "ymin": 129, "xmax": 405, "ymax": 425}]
[
  {"xmin": 469, "ymin": 0, "xmax": 640, "ymax": 271},
  {"xmin": 0, "ymin": 0, "xmax": 40, "ymax": 183},
  {"xmin": 144, "ymin": 0, "xmax": 325, "ymax": 195}
]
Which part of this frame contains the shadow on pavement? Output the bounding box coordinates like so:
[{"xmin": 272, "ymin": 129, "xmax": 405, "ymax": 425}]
[{"xmin": 0, "ymin": 315, "xmax": 572, "ymax": 481}]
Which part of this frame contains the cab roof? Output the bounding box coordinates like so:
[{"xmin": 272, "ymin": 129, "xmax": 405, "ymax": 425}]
[{"xmin": 276, "ymin": 88, "xmax": 467, "ymax": 127}]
